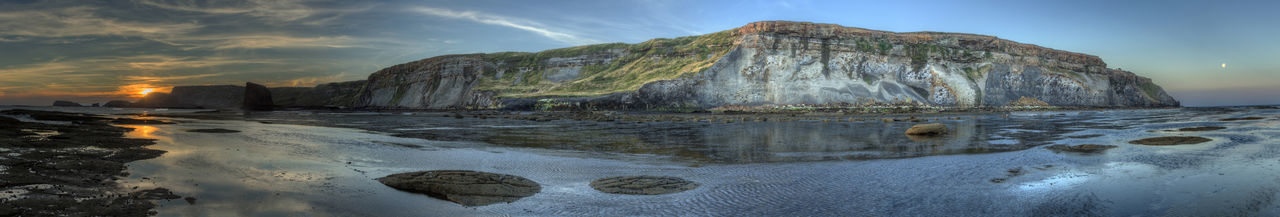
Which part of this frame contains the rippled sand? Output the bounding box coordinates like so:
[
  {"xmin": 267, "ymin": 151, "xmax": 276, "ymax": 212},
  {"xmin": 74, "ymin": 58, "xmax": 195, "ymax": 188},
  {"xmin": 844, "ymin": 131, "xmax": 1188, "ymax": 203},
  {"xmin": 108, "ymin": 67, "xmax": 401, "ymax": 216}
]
[{"xmin": 11, "ymin": 106, "xmax": 1275, "ymax": 216}]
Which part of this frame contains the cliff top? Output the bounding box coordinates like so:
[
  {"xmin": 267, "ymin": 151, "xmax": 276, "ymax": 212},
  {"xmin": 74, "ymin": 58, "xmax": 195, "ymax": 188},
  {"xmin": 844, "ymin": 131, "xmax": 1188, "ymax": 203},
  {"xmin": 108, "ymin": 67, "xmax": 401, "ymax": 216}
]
[{"xmin": 737, "ymin": 21, "xmax": 1107, "ymax": 68}]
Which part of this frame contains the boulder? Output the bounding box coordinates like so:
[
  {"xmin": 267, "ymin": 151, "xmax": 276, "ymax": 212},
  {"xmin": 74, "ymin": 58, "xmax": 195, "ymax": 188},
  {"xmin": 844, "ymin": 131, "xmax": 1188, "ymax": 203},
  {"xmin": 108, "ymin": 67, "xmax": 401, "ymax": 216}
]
[
  {"xmin": 242, "ymin": 82, "xmax": 274, "ymax": 111},
  {"xmin": 590, "ymin": 176, "xmax": 699, "ymax": 195},
  {"xmin": 905, "ymin": 123, "xmax": 948, "ymax": 136},
  {"xmin": 376, "ymin": 170, "xmax": 541, "ymax": 206},
  {"xmin": 52, "ymin": 100, "xmax": 83, "ymax": 107}
]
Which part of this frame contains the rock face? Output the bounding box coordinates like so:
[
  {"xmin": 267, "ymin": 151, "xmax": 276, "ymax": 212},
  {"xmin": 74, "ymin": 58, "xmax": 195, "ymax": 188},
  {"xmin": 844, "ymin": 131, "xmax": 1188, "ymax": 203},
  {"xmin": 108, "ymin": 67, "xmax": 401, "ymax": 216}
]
[
  {"xmin": 590, "ymin": 176, "xmax": 699, "ymax": 195},
  {"xmin": 168, "ymin": 85, "xmax": 244, "ymax": 109},
  {"xmin": 270, "ymin": 80, "xmax": 366, "ymax": 108},
  {"xmin": 375, "ymin": 170, "xmax": 541, "ymax": 206},
  {"xmin": 351, "ymin": 20, "xmax": 1178, "ymax": 110},
  {"xmin": 355, "ymin": 56, "xmax": 501, "ymax": 109},
  {"xmin": 242, "ymin": 82, "xmax": 274, "ymax": 111},
  {"xmin": 52, "ymin": 100, "xmax": 82, "ymax": 107}
]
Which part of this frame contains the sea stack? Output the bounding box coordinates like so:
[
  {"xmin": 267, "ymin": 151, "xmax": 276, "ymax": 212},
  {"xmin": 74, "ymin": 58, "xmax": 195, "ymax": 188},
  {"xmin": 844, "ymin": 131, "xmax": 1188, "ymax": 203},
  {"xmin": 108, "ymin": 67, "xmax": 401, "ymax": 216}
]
[{"xmin": 243, "ymin": 82, "xmax": 274, "ymax": 111}]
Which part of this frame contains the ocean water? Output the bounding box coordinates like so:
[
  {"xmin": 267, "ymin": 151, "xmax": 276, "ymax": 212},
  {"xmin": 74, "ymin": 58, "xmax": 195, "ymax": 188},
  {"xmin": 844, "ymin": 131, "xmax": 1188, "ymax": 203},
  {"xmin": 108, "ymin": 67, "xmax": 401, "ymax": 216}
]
[{"xmin": 4, "ymin": 106, "xmax": 1279, "ymax": 216}]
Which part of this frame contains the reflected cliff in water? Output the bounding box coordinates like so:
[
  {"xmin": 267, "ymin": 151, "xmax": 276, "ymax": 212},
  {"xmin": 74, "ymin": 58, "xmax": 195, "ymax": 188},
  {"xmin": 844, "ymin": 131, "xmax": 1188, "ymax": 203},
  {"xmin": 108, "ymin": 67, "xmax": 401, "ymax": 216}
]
[{"xmin": 235, "ymin": 110, "xmax": 1154, "ymax": 164}]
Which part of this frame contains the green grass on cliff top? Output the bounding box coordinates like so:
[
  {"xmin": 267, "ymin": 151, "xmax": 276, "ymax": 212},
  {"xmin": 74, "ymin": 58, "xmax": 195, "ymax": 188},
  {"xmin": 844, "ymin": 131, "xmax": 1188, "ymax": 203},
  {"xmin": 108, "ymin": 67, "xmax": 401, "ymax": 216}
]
[{"xmin": 475, "ymin": 29, "xmax": 737, "ymax": 98}]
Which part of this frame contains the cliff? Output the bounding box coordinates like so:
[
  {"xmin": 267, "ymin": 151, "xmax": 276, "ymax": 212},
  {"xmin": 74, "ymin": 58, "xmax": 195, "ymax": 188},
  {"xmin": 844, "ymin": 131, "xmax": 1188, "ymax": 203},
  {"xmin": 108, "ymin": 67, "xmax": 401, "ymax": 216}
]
[
  {"xmin": 351, "ymin": 21, "xmax": 1178, "ymax": 110},
  {"xmin": 270, "ymin": 80, "xmax": 366, "ymax": 108}
]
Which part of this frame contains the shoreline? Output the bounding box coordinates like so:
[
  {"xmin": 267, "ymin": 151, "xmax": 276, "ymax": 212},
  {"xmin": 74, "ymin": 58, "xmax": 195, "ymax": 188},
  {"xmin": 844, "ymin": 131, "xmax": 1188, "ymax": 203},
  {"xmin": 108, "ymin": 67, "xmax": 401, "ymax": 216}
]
[{"xmin": 0, "ymin": 109, "xmax": 182, "ymax": 216}]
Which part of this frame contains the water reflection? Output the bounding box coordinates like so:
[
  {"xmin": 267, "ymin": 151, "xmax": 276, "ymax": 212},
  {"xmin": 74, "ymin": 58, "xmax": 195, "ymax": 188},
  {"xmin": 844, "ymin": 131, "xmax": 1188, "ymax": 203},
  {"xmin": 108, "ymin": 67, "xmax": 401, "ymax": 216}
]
[{"xmin": 236, "ymin": 111, "xmax": 1149, "ymax": 164}]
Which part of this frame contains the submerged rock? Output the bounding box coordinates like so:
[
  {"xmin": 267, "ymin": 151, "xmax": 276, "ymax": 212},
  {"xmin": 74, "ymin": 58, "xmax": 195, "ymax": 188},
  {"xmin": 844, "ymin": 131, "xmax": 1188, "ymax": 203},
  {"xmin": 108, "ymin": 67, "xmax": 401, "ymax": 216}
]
[
  {"xmin": 376, "ymin": 170, "xmax": 541, "ymax": 206},
  {"xmin": 1046, "ymin": 144, "xmax": 1117, "ymax": 153},
  {"xmin": 1177, "ymin": 126, "xmax": 1226, "ymax": 132},
  {"xmin": 590, "ymin": 176, "xmax": 699, "ymax": 195},
  {"xmin": 185, "ymin": 128, "xmax": 240, "ymax": 133},
  {"xmin": 1220, "ymin": 117, "xmax": 1264, "ymax": 121},
  {"xmin": 905, "ymin": 123, "xmax": 948, "ymax": 136},
  {"xmin": 1129, "ymin": 136, "xmax": 1212, "ymax": 146}
]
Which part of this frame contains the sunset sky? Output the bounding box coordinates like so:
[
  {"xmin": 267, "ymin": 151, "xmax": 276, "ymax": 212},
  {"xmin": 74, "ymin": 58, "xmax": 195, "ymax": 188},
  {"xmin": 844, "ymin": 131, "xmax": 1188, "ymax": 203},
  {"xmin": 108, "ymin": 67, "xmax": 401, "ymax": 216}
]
[{"xmin": 1, "ymin": 0, "xmax": 1277, "ymax": 106}]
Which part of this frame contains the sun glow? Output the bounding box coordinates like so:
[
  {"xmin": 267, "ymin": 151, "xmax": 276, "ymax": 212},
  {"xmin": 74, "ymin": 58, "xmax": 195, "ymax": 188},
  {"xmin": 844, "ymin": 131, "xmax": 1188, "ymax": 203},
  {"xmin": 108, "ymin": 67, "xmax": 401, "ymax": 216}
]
[{"xmin": 119, "ymin": 84, "xmax": 170, "ymax": 98}]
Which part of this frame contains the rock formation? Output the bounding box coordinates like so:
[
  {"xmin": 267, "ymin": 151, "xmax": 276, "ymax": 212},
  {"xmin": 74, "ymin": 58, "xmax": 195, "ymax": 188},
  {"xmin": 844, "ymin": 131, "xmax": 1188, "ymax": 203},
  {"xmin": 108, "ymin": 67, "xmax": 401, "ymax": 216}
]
[
  {"xmin": 350, "ymin": 21, "xmax": 1178, "ymax": 110},
  {"xmin": 51, "ymin": 100, "xmax": 83, "ymax": 107},
  {"xmin": 242, "ymin": 82, "xmax": 274, "ymax": 111},
  {"xmin": 270, "ymin": 80, "xmax": 366, "ymax": 108},
  {"xmin": 376, "ymin": 170, "xmax": 541, "ymax": 206}
]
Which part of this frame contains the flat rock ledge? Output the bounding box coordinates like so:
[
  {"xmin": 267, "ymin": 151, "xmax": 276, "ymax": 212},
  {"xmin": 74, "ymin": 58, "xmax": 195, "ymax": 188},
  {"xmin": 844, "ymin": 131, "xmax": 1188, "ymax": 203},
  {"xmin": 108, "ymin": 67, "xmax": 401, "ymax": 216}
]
[
  {"xmin": 376, "ymin": 170, "xmax": 540, "ymax": 206},
  {"xmin": 1129, "ymin": 136, "xmax": 1212, "ymax": 146},
  {"xmin": 590, "ymin": 176, "xmax": 699, "ymax": 195}
]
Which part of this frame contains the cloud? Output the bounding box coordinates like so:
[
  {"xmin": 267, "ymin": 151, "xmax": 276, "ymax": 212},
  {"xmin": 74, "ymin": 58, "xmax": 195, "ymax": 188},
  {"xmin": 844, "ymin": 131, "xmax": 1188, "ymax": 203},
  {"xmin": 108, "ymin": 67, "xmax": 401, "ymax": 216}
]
[
  {"xmin": 199, "ymin": 35, "xmax": 357, "ymax": 50},
  {"xmin": 408, "ymin": 6, "xmax": 598, "ymax": 45},
  {"xmin": 134, "ymin": 0, "xmax": 377, "ymax": 25},
  {"xmin": 0, "ymin": 55, "xmax": 273, "ymax": 92},
  {"xmin": 0, "ymin": 6, "xmax": 201, "ymax": 38},
  {"xmin": 124, "ymin": 73, "xmax": 227, "ymax": 82}
]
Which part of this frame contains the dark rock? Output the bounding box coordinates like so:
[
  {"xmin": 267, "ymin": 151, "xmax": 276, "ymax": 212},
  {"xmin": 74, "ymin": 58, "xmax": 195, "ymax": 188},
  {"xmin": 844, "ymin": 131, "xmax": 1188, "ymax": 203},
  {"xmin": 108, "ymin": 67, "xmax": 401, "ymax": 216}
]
[
  {"xmin": 104, "ymin": 100, "xmax": 134, "ymax": 108},
  {"xmin": 590, "ymin": 176, "xmax": 699, "ymax": 195},
  {"xmin": 185, "ymin": 128, "xmax": 240, "ymax": 133},
  {"xmin": 243, "ymin": 82, "xmax": 274, "ymax": 111},
  {"xmin": 1046, "ymin": 144, "xmax": 1117, "ymax": 153},
  {"xmin": 376, "ymin": 170, "xmax": 541, "ymax": 206},
  {"xmin": 52, "ymin": 100, "xmax": 83, "ymax": 107},
  {"xmin": 905, "ymin": 123, "xmax": 948, "ymax": 136},
  {"xmin": 1177, "ymin": 126, "xmax": 1226, "ymax": 132},
  {"xmin": 1221, "ymin": 117, "xmax": 1264, "ymax": 121},
  {"xmin": 1129, "ymin": 136, "xmax": 1212, "ymax": 146},
  {"xmin": 1067, "ymin": 134, "xmax": 1103, "ymax": 139},
  {"xmin": 129, "ymin": 188, "xmax": 181, "ymax": 200},
  {"xmin": 183, "ymin": 197, "xmax": 197, "ymax": 205}
]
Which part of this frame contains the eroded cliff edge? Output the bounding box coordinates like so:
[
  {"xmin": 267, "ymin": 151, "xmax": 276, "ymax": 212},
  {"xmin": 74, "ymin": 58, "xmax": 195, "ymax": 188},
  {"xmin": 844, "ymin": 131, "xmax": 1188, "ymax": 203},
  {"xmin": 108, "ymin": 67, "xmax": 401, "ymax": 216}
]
[{"xmin": 348, "ymin": 21, "xmax": 1177, "ymax": 110}]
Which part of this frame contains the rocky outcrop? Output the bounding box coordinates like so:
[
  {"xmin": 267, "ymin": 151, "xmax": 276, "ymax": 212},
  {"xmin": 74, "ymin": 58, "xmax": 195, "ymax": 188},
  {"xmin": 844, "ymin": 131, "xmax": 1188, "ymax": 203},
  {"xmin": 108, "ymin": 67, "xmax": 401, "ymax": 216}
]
[
  {"xmin": 242, "ymin": 82, "xmax": 273, "ymax": 111},
  {"xmin": 590, "ymin": 176, "xmax": 699, "ymax": 195},
  {"xmin": 353, "ymin": 21, "xmax": 1177, "ymax": 110},
  {"xmin": 376, "ymin": 170, "xmax": 541, "ymax": 206},
  {"xmin": 51, "ymin": 100, "xmax": 82, "ymax": 107}
]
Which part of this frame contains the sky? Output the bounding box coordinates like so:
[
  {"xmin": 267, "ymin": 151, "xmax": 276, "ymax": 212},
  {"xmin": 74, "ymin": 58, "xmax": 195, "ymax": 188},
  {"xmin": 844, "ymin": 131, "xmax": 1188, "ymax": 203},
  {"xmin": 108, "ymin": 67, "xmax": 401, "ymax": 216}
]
[{"xmin": 0, "ymin": 0, "xmax": 1276, "ymax": 106}]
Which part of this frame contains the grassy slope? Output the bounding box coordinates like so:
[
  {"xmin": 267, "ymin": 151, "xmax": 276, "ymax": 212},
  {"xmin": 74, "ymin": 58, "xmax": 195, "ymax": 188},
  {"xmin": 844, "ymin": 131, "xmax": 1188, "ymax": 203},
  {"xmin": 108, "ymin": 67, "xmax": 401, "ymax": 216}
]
[{"xmin": 474, "ymin": 29, "xmax": 737, "ymax": 98}]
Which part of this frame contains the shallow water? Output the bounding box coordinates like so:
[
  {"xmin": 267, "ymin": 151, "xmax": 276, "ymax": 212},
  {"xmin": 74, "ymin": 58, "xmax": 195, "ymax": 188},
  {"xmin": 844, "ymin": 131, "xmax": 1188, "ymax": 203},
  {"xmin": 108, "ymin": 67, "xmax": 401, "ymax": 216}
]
[{"xmin": 5, "ymin": 106, "xmax": 1280, "ymax": 216}]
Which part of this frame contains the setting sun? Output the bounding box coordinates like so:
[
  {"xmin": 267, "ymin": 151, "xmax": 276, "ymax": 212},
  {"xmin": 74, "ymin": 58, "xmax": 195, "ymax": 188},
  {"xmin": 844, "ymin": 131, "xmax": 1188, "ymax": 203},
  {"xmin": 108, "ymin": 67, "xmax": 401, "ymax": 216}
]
[{"xmin": 140, "ymin": 88, "xmax": 154, "ymax": 96}]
